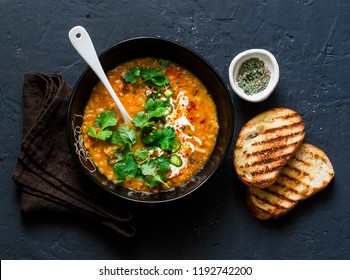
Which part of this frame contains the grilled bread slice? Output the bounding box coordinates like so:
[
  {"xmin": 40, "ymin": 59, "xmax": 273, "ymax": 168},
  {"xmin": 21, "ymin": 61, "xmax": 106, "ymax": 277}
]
[
  {"xmin": 234, "ymin": 108, "xmax": 305, "ymax": 189},
  {"xmin": 247, "ymin": 143, "xmax": 335, "ymax": 219}
]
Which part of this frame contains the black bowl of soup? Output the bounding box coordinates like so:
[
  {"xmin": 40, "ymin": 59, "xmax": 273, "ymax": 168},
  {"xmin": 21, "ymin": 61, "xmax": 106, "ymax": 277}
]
[{"xmin": 67, "ymin": 37, "xmax": 234, "ymax": 203}]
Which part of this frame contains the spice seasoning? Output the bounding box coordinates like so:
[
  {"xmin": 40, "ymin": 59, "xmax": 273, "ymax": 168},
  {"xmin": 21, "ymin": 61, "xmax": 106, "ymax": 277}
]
[{"xmin": 236, "ymin": 58, "xmax": 271, "ymax": 95}]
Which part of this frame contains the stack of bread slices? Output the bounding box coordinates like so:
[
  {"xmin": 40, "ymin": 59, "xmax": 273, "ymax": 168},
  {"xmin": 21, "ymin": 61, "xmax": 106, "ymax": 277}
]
[{"xmin": 233, "ymin": 108, "xmax": 335, "ymax": 219}]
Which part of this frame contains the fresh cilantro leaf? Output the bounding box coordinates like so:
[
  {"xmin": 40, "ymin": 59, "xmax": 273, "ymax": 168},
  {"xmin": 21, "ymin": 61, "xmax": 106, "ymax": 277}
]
[
  {"xmin": 142, "ymin": 126, "xmax": 177, "ymax": 150},
  {"xmin": 145, "ymin": 98, "xmax": 169, "ymax": 119},
  {"xmin": 154, "ymin": 174, "xmax": 169, "ymax": 188},
  {"xmin": 113, "ymin": 164, "xmax": 127, "ymax": 182},
  {"xmin": 143, "ymin": 175, "xmax": 160, "ymax": 188},
  {"xmin": 157, "ymin": 127, "xmax": 177, "ymax": 150},
  {"xmin": 163, "ymin": 126, "xmax": 176, "ymax": 138},
  {"xmin": 114, "ymin": 147, "xmax": 130, "ymax": 162},
  {"xmin": 132, "ymin": 98, "xmax": 172, "ymax": 130},
  {"xmin": 142, "ymin": 128, "xmax": 159, "ymax": 146},
  {"xmin": 88, "ymin": 111, "xmax": 118, "ymax": 141},
  {"xmin": 160, "ymin": 138, "xmax": 179, "ymax": 151},
  {"xmin": 124, "ymin": 67, "xmax": 141, "ymax": 84},
  {"xmin": 158, "ymin": 59, "xmax": 171, "ymax": 70},
  {"xmin": 135, "ymin": 169, "xmax": 145, "ymax": 182},
  {"xmin": 110, "ymin": 125, "xmax": 136, "ymax": 151},
  {"xmin": 141, "ymin": 67, "xmax": 169, "ymax": 87},
  {"xmin": 95, "ymin": 110, "xmax": 118, "ymax": 130},
  {"xmin": 98, "ymin": 130, "xmax": 113, "ymax": 141},
  {"xmin": 134, "ymin": 149, "xmax": 149, "ymax": 161},
  {"xmin": 156, "ymin": 155, "xmax": 171, "ymax": 180},
  {"xmin": 140, "ymin": 160, "xmax": 157, "ymax": 176},
  {"xmin": 141, "ymin": 160, "xmax": 170, "ymax": 188},
  {"xmin": 151, "ymin": 75, "xmax": 169, "ymax": 87},
  {"xmin": 140, "ymin": 159, "xmax": 165, "ymax": 188},
  {"xmin": 144, "ymin": 98, "xmax": 157, "ymax": 111},
  {"xmin": 118, "ymin": 125, "xmax": 136, "ymax": 146},
  {"xmin": 87, "ymin": 126, "xmax": 97, "ymax": 138},
  {"xmin": 113, "ymin": 155, "xmax": 139, "ymax": 182},
  {"xmin": 109, "ymin": 129, "xmax": 126, "ymax": 146},
  {"xmin": 132, "ymin": 112, "xmax": 148, "ymax": 128}
]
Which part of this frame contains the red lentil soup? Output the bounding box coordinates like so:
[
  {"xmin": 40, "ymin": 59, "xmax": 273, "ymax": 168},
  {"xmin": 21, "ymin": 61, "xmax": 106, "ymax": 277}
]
[{"xmin": 82, "ymin": 57, "xmax": 218, "ymax": 193}]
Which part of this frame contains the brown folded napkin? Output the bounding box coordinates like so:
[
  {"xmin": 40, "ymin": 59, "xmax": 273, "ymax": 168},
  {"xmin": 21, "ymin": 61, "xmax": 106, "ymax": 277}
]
[{"xmin": 12, "ymin": 72, "xmax": 136, "ymax": 237}]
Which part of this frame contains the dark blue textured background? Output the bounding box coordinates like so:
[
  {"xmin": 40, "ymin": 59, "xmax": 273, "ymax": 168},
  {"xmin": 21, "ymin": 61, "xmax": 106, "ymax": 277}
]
[{"xmin": 1, "ymin": 0, "xmax": 349, "ymax": 259}]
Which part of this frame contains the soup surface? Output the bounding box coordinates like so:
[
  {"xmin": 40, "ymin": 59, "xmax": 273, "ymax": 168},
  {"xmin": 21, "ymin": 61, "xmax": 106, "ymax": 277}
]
[{"xmin": 82, "ymin": 57, "xmax": 218, "ymax": 193}]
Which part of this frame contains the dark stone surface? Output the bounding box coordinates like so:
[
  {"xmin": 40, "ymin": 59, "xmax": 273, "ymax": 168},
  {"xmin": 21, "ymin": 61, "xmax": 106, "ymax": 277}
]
[{"xmin": 1, "ymin": 0, "xmax": 349, "ymax": 259}]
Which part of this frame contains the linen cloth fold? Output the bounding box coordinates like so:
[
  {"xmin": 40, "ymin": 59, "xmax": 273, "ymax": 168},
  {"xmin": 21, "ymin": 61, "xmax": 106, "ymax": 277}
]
[{"xmin": 12, "ymin": 72, "xmax": 135, "ymax": 237}]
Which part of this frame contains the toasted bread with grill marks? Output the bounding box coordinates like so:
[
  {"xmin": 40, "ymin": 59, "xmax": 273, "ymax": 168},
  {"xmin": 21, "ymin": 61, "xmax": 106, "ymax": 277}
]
[
  {"xmin": 234, "ymin": 108, "xmax": 305, "ymax": 189},
  {"xmin": 247, "ymin": 143, "xmax": 335, "ymax": 219}
]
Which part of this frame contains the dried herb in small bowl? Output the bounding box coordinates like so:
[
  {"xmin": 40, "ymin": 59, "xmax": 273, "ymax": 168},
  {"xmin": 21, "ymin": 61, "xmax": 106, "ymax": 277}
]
[{"xmin": 236, "ymin": 58, "xmax": 271, "ymax": 95}]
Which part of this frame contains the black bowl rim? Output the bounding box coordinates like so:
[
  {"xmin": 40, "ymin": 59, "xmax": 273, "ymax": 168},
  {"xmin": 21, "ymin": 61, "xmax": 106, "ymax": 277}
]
[{"xmin": 67, "ymin": 36, "xmax": 235, "ymax": 203}]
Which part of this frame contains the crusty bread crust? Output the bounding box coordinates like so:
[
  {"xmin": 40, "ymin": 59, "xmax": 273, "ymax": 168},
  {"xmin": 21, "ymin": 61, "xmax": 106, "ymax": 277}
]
[
  {"xmin": 246, "ymin": 143, "xmax": 335, "ymax": 219},
  {"xmin": 234, "ymin": 108, "xmax": 305, "ymax": 189}
]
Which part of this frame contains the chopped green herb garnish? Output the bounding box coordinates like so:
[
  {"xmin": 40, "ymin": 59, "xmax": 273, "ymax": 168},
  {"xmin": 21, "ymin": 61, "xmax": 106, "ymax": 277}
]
[
  {"xmin": 141, "ymin": 67, "xmax": 169, "ymax": 87},
  {"xmin": 124, "ymin": 67, "xmax": 169, "ymax": 87},
  {"xmin": 113, "ymin": 154, "xmax": 139, "ymax": 183},
  {"xmin": 110, "ymin": 125, "xmax": 136, "ymax": 150},
  {"xmin": 112, "ymin": 115, "xmax": 179, "ymax": 187},
  {"xmin": 132, "ymin": 98, "xmax": 172, "ymax": 129},
  {"xmin": 140, "ymin": 157, "xmax": 170, "ymax": 188},
  {"xmin": 88, "ymin": 110, "xmax": 118, "ymax": 140},
  {"xmin": 145, "ymin": 98, "xmax": 172, "ymax": 119},
  {"xmin": 134, "ymin": 149, "xmax": 149, "ymax": 162},
  {"xmin": 132, "ymin": 112, "xmax": 149, "ymax": 129},
  {"xmin": 158, "ymin": 59, "xmax": 171, "ymax": 70},
  {"xmin": 124, "ymin": 67, "xmax": 141, "ymax": 84},
  {"xmin": 156, "ymin": 155, "xmax": 171, "ymax": 179},
  {"xmin": 112, "ymin": 151, "xmax": 172, "ymax": 189},
  {"xmin": 92, "ymin": 60, "xmax": 185, "ymax": 189},
  {"xmin": 107, "ymin": 146, "xmax": 130, "ymax": 165},
  {"xmin": 117, "ymin": 125, "xmax": 137, "ymax": 146},
  {"xmin": 142, "ymin": 126, "xmax": 179, "ymax": 151}
]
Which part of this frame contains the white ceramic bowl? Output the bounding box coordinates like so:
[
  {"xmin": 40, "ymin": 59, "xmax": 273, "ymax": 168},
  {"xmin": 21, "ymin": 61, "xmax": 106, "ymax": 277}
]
[{"xmin": 228, "ymin": 49, "xmax": 279, "ymax": 102}]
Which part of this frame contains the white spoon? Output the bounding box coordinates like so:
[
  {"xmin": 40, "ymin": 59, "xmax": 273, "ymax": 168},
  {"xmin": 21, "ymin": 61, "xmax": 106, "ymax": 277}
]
[{"xmin": 68, "ymin": 26, "xmax": 132, "ymax": 123}]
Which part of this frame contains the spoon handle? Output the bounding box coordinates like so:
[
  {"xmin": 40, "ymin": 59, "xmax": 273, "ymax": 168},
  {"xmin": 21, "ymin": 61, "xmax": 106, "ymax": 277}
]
[{"xmin": 68, "ymin": 26, "xmax": 131, "ymax": 123}]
